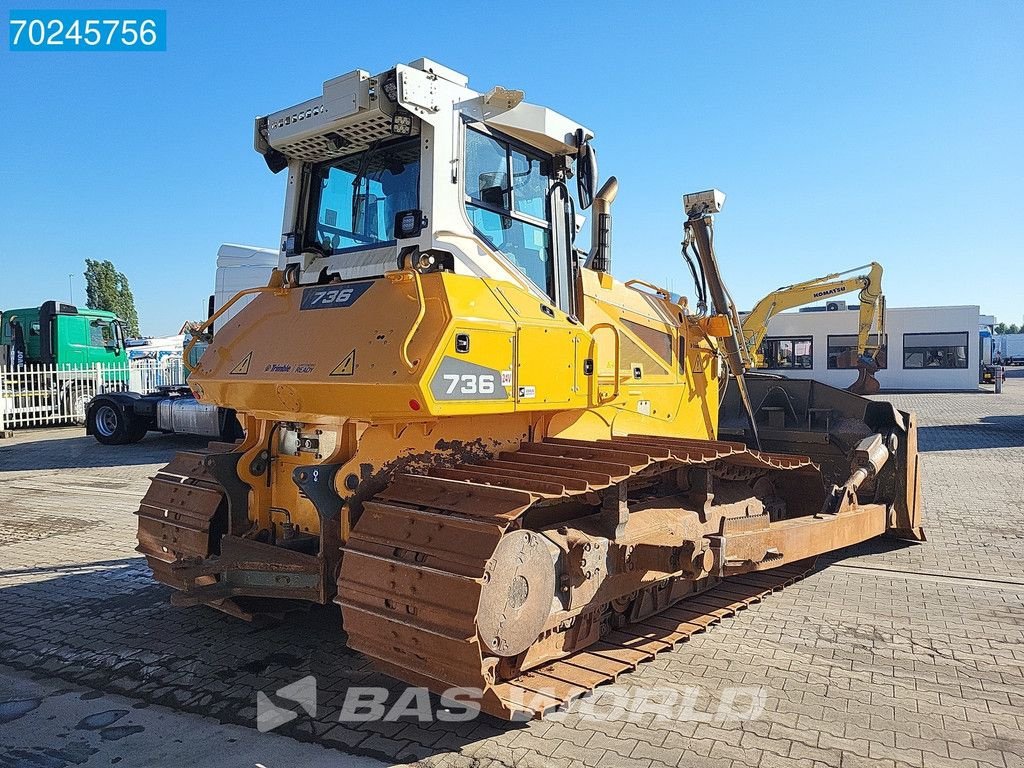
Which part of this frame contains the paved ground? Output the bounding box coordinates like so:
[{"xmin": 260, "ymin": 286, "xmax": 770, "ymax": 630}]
[
  {"xmin": 1, "ymin": 372, "xmax": 1022, "ymax": 768},
  {"xmin": 0, "ymin": 667, "xmax": 385, "ymax": 768}
]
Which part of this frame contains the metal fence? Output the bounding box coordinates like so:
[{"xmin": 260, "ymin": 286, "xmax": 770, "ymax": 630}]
[{"xmin": 0, "ymin": 358, "xmax": 186, "ymax": 431}]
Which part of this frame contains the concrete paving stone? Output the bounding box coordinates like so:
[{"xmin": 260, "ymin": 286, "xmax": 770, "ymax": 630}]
[
  {"xmin": 708, "ymin": 740, "xmax": 764, "ymax": 764},
  {"xmin": 819, "ymin": 733, "xmax": 872, "ymax": 758},
  {"xmin": 868, "ymin": 739, "xmax": 926, "ymax": 767},
  {"xmin": 3, "ymin": 378, "xmax": 1024, "ymax": 767},
  {"xmin": 507, "ymin": 730, "xmax": 559, "ymax": 757},
  {"xmin": 770, "ymin": 721, "xmax": 823, "ymax": 748},
  {"xmin": 549, "ymin": 740, "xmax": 606, "ymax": 766},
  {"xmin": 658, "ymin": 735, "xmax": 716, "ymax": 756},
  {"xmin": 674, "ymin": 753, "xmax": 731, "ymax": 768},
  {"xmin": 739, "ymin": 729, "xmax": 792, "ymax": 757},
  {"xmin": 947, "ymin": 741, "xmax": 1012, "ymax": 767},
  {"xmin": 589, "ymin": 752, "xmax": 652, "ymax": 768},
  {"xmin": 583, "ymin": 731, "xmax": 638, "ymax": 758},
  {"xmin": 629, "ymin": 739, "xmax": 689, "ymax": 766},
  {"xmin": 760, "ymin": 754, "xmax": 816, "ymax": 768},
  {"xmin": 843, "ymin": 756, "xmax": 898, "ymax": 768}
]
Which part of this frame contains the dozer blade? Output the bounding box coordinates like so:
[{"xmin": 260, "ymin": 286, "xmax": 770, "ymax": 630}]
[
  {"xmin": 338, "ymin": 433, "xmax": 908, "ymax": 720},
  {"xmin": 719, "ymin": 375, "xmax": 924, "ymax": 541}
]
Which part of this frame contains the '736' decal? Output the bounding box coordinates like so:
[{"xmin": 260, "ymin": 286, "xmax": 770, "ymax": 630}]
[{"xmin": 300, "ymin": 281, "xmax": 373, "ymax": 310}]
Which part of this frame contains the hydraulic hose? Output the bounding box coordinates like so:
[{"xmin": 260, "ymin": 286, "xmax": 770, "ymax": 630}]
[{"xmin": 685, "ymin": 214, "xmax": 761, "ymax": 450}]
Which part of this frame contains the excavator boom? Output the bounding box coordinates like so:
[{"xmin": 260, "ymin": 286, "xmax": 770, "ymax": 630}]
[{"xmin": 737, "ymin": 262, "xmax": 886, "ymax": 394}]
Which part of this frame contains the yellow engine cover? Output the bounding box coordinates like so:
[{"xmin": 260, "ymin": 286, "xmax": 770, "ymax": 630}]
[
  {"xmin": 186, "ymin": 267, "xmax": 725, "ymax": 538},
  {"xmin": 191, "ymin": 268, "xmax": 723, "ymax": 436}
]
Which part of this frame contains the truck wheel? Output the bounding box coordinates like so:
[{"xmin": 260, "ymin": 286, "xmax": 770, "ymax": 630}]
[
  {"xmin": 88, "ymin": 399, "xmax": 139, "ymax": 445},
  {"xmin": 126, "ymin": 419, "xmax": 148, "ymax": 443},
  {"xmin": 69, "ymin": 386, "xmax": 93, "ymax": 426}
]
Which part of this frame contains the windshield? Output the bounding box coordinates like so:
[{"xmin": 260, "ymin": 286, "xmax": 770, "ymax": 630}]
[{"xmin": 306, "ymin": 137, "xmax": 420, "ymax": 254}]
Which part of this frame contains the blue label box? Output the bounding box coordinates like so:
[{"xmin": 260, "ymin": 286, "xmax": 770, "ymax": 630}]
[{"xmin": 9, "ymin": 9, "xmax": 166, "ymax": 52}]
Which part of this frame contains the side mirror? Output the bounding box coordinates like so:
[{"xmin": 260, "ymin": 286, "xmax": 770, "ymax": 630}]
[{"xmin": 576, "ymin": 133, "xmax": 598, "ymax": 210}]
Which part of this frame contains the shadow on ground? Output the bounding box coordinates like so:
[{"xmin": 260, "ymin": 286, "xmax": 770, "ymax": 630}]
[
  {"xmin": 820, "ymin": 533, "xmax": 922, "ymax": 565},
  {"xmin": 0, "ymin": 433, "xmax": 207, "ymax": 471},
  {"xmin": 0, "ymin": 560, "xmax": 522, "ymax": 763},
  {"xmin": 918, "ymin": 415, "xmax": 1024, "ymax": 452}
]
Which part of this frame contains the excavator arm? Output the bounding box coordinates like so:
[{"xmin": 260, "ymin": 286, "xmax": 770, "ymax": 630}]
[{"xmin": 739, "ymin": 262, "xmax": 886, "ymax": 393}]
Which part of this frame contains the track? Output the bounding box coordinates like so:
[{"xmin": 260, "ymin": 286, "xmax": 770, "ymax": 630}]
[
  {"xmin": 135, "ymin": 444, "xmax": 233, "ymax": 591},
  {"xmin": 338, "ymin": 435, "xmax": 820, "ymax": 720}
]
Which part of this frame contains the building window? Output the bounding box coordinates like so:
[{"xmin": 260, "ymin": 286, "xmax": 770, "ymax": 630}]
[
  {"xmin": 903, "ymin": 332, "xmax": 968, "ymax": 369},
  {"xmin": 759, "ymin": 337, "xmax": 813, "ymax": 369},
  {"xmin": 827, "ymin": 334, "xmax": 888, "ymax": 369}
]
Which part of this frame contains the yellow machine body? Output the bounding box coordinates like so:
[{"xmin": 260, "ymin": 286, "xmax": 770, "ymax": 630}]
[
  {"xmin": 189, "ymin": 267, "xmax": 725, "ymax": 542},
  {"xmin": 134, "ymin": 58, "xmax": 923, "ymax": 719}
]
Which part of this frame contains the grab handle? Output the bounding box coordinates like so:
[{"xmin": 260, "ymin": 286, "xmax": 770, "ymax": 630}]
[
  {"xmin": 387, "ymin": 269, "xmax": 426, "ymax": 372},
  {"xmin": 183, "ymin": 285, "xmax": 283, "ymax": 373},
  {"xmin": 589, "ymin": 322, "xmax": 621, "ymax": 404}
]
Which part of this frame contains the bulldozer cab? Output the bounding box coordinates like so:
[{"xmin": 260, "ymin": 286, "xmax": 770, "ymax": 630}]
[{"xmin": 256, "ymin": 59, "xmax": 590, "ymax": 317}]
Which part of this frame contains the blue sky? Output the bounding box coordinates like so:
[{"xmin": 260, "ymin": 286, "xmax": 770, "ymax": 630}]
[{"xmin": 1, "ymin": 0, "xmax": 1021, "ymax": 335}]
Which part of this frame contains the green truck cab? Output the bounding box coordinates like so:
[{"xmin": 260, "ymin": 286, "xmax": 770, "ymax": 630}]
[{"xmin": 1, "ymin": 301, "xmax": 129, "ymax": 424}]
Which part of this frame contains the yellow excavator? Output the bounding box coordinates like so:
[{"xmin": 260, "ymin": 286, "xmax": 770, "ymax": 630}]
[
  {"xmin": 135, "ymin": 59, "xmax": 923, "ymax": 720},
  {"xmin": 737, "ymin": 263, "xmax": 886, "ymax": 394}
]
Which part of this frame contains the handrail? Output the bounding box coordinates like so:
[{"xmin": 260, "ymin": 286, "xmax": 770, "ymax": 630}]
[
  {"xmin": 589, "ymin": 322, "xmax": 621, "ymax": 404},
  {"xmin": 182, "ymin": 285, "xmax": 284, "ymax": 373},
  {"xmin": 624, "ymin": 279, "xmax": 672, "ymax": 300},
  {"xmin": 388, "ymin": 269, "xmax": 426, "ymax": 372}
]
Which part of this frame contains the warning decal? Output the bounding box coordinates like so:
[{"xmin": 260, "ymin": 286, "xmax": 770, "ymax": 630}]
[
  {"xmin": 330, "ymin": 350, "xmax": 356, "ymax": 376},
  {"xmin": 230, "ymin": 352, "xmax": 253, "ymax": 375}
]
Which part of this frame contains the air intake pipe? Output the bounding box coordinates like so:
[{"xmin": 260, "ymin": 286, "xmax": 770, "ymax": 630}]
[{"xmin": 587, "ymin": 177, "xmax": 618, "ymax": 273}]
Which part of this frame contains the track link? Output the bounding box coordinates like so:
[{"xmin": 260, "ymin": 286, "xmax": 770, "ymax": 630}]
[
  {"xmin": 338, "ymin": 435, "xmax": 819, "ymax": 719},
  {"xmin": 135, "ymin": 443, "xmax": 234, "ymax": 589}
]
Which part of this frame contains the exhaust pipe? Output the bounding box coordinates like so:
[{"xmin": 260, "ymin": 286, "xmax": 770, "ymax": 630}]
[{"xmin": 587, "ymin": 177, "xmax": 618, "ymax": 273}]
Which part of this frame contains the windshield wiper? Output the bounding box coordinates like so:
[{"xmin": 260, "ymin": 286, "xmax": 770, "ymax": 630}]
[{"xmin": 350, "ymin": 139, "xmax": 384, "ymax": 232}]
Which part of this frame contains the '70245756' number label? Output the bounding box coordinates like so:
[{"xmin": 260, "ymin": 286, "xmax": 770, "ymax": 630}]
[{"xmin": 8, "ymin": 10, "xmax": 166, "ymax": 51}]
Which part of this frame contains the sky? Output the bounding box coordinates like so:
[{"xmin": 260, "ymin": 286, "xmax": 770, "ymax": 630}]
[{"xmin": 1, "ymin": 0, "xmax": 1021, "ymax": 336}]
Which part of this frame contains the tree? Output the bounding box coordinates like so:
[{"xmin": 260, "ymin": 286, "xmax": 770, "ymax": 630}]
[
  {"xmin": 994, "ymin": 322, "xmax": 1020, "ymax": 335},
  {"xmin": 84, "ymin": 259, "xmax": 140, "ymax": 336}
]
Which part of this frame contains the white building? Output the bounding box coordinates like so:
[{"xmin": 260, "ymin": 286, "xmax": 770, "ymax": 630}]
[{"xmin": 758, "ymin": 304, "xmax": 981, "ymax": 391}]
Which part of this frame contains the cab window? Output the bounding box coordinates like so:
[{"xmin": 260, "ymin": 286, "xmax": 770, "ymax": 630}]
[
  {"xmin": 464, "ymin": 127, "xmax": 553, "ymax": 297},
  {"xmin": 307, "ymin": 137, "xmax": 421, "ymax": 254},
  {"xmin": 89, "ymin": 321, "xmax": 115, "ymax": 348}
]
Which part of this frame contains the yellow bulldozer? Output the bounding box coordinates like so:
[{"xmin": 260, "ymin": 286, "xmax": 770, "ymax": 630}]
[{"xmin": 136, "ymin": 59, "xmax": 924, "ymax": 720}]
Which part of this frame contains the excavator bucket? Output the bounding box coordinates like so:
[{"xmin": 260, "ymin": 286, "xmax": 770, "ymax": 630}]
[
  {"xmin": 848, "ymin": 365, "xmax": 881, "ymax": 395},
  {"xmin": 719, "ymin": 375, "xmax": 924, "ymax": 541},
  {"xmin": 838, "ymin": 347, "xmax": 887, "ymax": 395}
]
